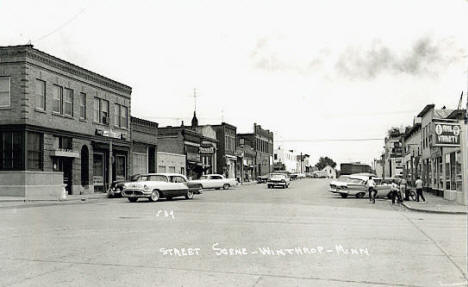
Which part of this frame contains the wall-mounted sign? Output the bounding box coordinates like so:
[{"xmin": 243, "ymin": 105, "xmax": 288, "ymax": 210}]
[
  {"xmin": 200, "ymin": 146, "xmax": 214, "ymax": 154},
  {"xmin": 96, "ymin": 129, "xmax": 122, "ymax": 139},
  {"xmin": 434, "ymin": 122, "xmax": 460, "ymax": 147}
]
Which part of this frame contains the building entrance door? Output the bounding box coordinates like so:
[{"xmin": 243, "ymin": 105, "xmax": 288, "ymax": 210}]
[
  {"xmin": 63, "ymin": 158, "xmax": 73, "ymax": 195},
  {"xmin": 93, "ymin": 152, "xmax": 106, "ymax": 192}
]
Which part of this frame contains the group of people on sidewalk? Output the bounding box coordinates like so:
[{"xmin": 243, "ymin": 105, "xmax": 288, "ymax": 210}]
[{"xmin": 366, "ymin": 176, "xmax": 426, "ymax": 204}]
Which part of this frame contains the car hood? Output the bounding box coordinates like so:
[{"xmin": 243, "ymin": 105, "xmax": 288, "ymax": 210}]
[{"xmin": 330, "ymin": 180, "xmax": 348, "ymax": 187}]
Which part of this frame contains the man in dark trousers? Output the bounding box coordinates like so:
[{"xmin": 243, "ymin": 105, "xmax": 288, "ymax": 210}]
[
  {"xmin": 415, "ymin": 177, "xmax": 426, "ymax": 202},
  {"xmin": 367, "ymin": 176, "xmax": 377, "ymax": 204}
]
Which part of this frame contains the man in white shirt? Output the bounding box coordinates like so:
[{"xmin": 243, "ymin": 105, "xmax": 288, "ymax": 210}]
[
  {"xmin": 367, "ymin": 176, "xmax": 377, "ymax": 204},
  {"xmin": 415, "ymin": 177, "xmax": 425, "ymax": 202}
]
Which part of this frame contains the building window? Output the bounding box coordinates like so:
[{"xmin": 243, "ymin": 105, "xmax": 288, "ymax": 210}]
[
  {"xmin": 101, "ymin": 99, "xmax": 109, "ymax": 124},
  {"xmin": 35, "ymin": 79, "xmax": 46, "ymax": 110},
  {"xmin": 94, "ymin": 98, "xmax": 100, "ymax": 122},
  {"xmin": 94, "ymin": 98, "xmax": 109, "ymax": 125},
  {"xmin": 181, "ymin": 167, "xmax": 185, "ymax": 175},
  {"xmin": 115, "ymin": 155, "xmax": 126, "ymax": 181},
  {"xmin": 64, "ymin": 88, "xmax": 73, "ymax": 116},
  {"xmin": 0, "ymin": 131, "xmax": 23, "ymax": 170},
  {"xmin": 114, "ymin": 104, "xmax": 119, "ymax": 127},
  {"xmin": 52, "ymin": 85, "xmax": 63, "ymax": 113},
  {"xmin": 79, "ymin": 93, "xmax": 86, "ymax": 119},
  {"xmin": 0, "ymin": 77, "xmax": 10, "ymax": 108},
  {"xmin": 169, "ymin": 166, "xmax": 176, "ymax": 173},
  {"xmin": 158, "ymin": 165, "xmax": 166, "ymax": 173},
  {"xmin": 27, "ymin": 132, "xmax": 42, "ymax": 170},
  {"xmin": 120, "ymin": 106, "xmax": 128, "ymax": 129}
]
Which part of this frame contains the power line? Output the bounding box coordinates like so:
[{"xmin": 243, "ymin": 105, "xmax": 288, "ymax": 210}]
[{"xmin": 33, "ymin": 8, "xmax": 86, "ymax": 43}]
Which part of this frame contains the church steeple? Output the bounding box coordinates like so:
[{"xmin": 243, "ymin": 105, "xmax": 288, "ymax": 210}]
[{"xmin": 191, "ymin": 111, "xmax": 198, "ymax": 128}]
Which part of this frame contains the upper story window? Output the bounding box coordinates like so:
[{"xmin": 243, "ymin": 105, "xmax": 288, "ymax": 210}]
[
  {"xmin": 52, "ymin": 85, "xmax": 63, "ymax": 114},
  {"xmin": 64, "ymin": 88, "xmax": 73, "ymax": 116},
  {"xmin": 35, "ymin": 79, "xmax": 46, "ymax": 110},
  {"xmin": 79, "ymin": 93, "xmax": 86, "ymax": 119},
  {"xmin": 0, "ymin": 77, "xmax": 11, "ymax": 108},
  {"xmin": 94, "ymin": 97, "xmax": 109, "ymax": 125},
  {"xmin": 113, "ymin": 104, "xmax": 128, "ymax": 129}
]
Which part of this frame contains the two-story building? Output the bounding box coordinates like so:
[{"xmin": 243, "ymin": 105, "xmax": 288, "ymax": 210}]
[
  {"xmin": 238, "ymin": 123, "xmax": 274, "ymax": 178},
  {"xmin": 0, "ymin": 45, "xmax": 132, "ymax": 198},
  {"xmin": 130, "ymin": 117, "xmax": 157, "ymax": 175}
]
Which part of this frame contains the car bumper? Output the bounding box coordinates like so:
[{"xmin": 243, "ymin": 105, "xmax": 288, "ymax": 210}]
[
  {"xmin": 268, "ymin": 181, "xmax": 287, "ymax": 186},
  {"xmin": 329, "ymin": 188, "xmax": 348, "ymax": 194},
  {"xmin": 122, "ymin": 189, "xmax": 152, "ymax": 198}
]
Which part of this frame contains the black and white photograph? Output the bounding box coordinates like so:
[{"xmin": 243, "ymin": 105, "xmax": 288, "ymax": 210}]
[{"xmin": 0, "ymin": 0, "xmax": 467, "ymax": 286}]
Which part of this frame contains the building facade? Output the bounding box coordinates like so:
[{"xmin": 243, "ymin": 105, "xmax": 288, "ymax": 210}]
[
  {"xmin": 238, "ymin": 123, "xmax": 274, "ymax": 178},
  {"xmin": 383, "ymin": 128, "xmax": 404, "ymax": 178},
  {"xmin": 211, "ymin": 123, "xmax": 237, "ymax": 179},
  {"xmin": 193, "ymin": 114, "xmax": 218, "ymax": 175},
  {"xmin": 0, "ymin": 45, "xmax": 132, "ymax": 198},
  {"xmin": 402, "ymin": 120, "xmax": 422, "ymax": 186},
  {"xmin": 273, "ymin": 147, "xmax": 297, "ymax": 172},
  {"xmin": 130, "ymin": 117, "xmax": 157, "ymax": 175}
]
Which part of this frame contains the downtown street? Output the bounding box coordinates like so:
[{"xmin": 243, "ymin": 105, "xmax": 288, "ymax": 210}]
[{"xmin": 0, "ymin": 179, "xmax": 466, "ymax": 287}]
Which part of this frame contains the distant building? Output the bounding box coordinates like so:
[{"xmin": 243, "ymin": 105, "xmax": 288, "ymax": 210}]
[
  {"xmin": 238, "ymin": 123, "xmax": 274, "ymax": 177},
  {"xmin": 383, "ymin": 127, "xmax": 404, "ymax": 178},
  {"xmin": 321, "ymin": 165, "xmax": 336, "ymax": 179},
  {"xmin": 273, "ymin": 147, "xmax": 297, "ymax": 173}
]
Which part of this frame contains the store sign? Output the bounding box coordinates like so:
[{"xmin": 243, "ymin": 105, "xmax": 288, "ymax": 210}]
[
  {"xmin": 434, "ymin": 122, "xmax": 460, "ymax": 146},
  {"xmin": 96, "ymin": 129, "xmax": 122, "ymax": 139},
  {"xmin": 200, "ymin": 146, "xmax": 214, "ymax": 154}
]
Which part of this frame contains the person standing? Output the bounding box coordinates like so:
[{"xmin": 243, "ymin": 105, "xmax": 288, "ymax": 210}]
[
  {"xmin": 400, "ymin": 178, "xmax": 409, "ymax": 200},
  {"xmin": 367, "ymin": 176, "xmax": 377, "ymax": 204},
  {"xmin": 415, "ymin": 177, "xmax": 425, "ymax": 202}
]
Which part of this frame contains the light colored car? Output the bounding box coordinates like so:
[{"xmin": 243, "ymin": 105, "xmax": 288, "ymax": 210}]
[
  {"xmin": 122, "ymin": 173, "xmax": 200, "ymax": 202},
  {"xmin": 190, "ymin": 174, "xmax": 238, "ymax": 190},
  {"xmin": 329, "ymin": 175, "xmax": 392, "ymax": 199},
  {"xmin": 267, "ymin": 173, "xmax": 290, "ymax": 189}
]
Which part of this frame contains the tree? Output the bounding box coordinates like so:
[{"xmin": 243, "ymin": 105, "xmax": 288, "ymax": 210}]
[{"xmin": 315, "ymin": 156, "xmax": 337, "ymax": 170}]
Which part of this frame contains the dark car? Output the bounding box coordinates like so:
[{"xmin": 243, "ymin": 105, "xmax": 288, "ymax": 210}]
[{"xmin": 107, "ymin": 174, "xmax": 142, "ymax": 198}]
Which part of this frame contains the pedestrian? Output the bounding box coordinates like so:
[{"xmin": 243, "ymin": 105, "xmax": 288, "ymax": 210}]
[
  {"xmin": 391, "ymin": 179, "xmax": 402, "ymax": 205},
  {"xmin": 400, "ymin": 177, "xmax": 409, "ymax": 201},
  {"xmin": 367, "ymin": 176, "xmax": 377, "ymax": 204},
  {"xmin": 415, "ymin": 177, "xmax": 425, "ymax": 202}
]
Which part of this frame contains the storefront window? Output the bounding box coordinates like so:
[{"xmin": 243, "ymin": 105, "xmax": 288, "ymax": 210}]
[
  {"xmin": 437, "ymin": 157, "xmax": 443, "ymax": 189},
  {"xmin": 450, "ymin": 152, "xmax": 456, "ymax": 191},
  {"xmin": 0, "ymin": 131, "xmax": 23, "ymax": 170},
  {"xmin": 27, "ymin": 132, "xmax": 42, "ymax": 170},
  {"xmin": 115, "ymin": 155, "xmax": 126, "ymax": 181}
]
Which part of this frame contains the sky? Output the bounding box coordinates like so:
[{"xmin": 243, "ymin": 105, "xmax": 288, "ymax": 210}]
[{"xmin": 1, "ymin": 0, "xmax": 467, "ymax": 167}]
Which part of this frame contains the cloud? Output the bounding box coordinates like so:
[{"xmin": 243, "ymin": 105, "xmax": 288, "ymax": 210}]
[
  {"xmin": 336, "ymin": 36, "xmax": 465, "ymax": 79},
  {"xmin": 250, "ymin": 35, "xmax": 465, "ymax": 79}
]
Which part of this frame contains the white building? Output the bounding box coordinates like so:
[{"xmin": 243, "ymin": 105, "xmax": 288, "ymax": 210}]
[
  {"xmin": 321, "ymin": 165, "xmax": 337, "ymax": 179},
  {"xmin": 274, "ymin": 147, "xmax": 298, "ymax": 172}
]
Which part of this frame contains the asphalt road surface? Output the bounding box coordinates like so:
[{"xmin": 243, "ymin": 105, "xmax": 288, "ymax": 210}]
[{"xmin": 0, "ymin": 179, "xmax": 466, "ymax": 287}]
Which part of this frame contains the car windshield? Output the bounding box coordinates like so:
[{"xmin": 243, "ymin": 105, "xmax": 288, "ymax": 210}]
[
  {"xmin": 137, "ymin": 175, "xmax": 168, "ymax": 182},
  {"xmin": 271, "ymin": 174, "xmax": 285, "ymax": 179}
]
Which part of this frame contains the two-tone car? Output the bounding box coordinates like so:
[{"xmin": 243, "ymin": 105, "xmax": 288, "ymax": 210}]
[
  {"xmin": 267, "ymin": 173, "xmax": 290, "ymax": 189},
  {"xmin": 122, "ymin": 173, "xmax": 202, "ymax": 202},
  {"xmin": 190, "ymin": 174, "xmax": 238, "ymax": 190},
  {"xmin": 329, "ymin": 175, "xmax": 393, "ymax": 199}
]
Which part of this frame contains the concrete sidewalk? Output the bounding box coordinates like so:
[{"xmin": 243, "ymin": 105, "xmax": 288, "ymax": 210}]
[
  {"xmin": 402, "ymin": 191, "xmax": 467, "ymax": 214},
  {"xmin": 0, "ymin": 193, "xmax": 108, "ymax": 208}
]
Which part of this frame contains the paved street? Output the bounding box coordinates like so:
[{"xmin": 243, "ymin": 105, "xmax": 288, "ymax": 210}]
[{"xmin": 0, "ymin": 179, "xmax": 466, "ymax": 287}]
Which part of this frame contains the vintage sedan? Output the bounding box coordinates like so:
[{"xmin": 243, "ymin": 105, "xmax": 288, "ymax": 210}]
[
  {"xmin": 267, "ymin": 173, "xmax": 290, "ymax": 189},
  {"xmin": 329, "ymin": 175, "xmax": 392, "ymax": 199},
  {"xmin": 190, "ymin": 174, "xmax": 238, "ymax": 190},
  {"xmin": 122, "ymin": 173, "xmax": 202, "ymax": 202}
]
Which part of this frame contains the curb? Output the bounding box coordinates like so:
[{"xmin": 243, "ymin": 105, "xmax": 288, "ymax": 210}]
[
  {"xmin": 0, "ymin": 196, "xmax": 108, "ymax": 209},
  {"xmin": 401, "ymin": 202, "xmax": 467, "ymax": 215}
]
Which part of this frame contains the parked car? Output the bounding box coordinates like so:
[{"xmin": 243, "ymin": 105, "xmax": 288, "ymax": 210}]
[
  {"xmin": 329, "ymin": 175, "xmax": 392, "ymax": 199},
  {"xmin": 122, "ymin": 173, "xmax": 202, "ymax": 202},
  {"xmin": 190, "ymin": 174, "xmax": 238, "ymax": 190},
  {"xmin": 257, "ymin": 174, "xmax": 270, "ymax": 183},
  {"xmin": 267, "ymin": 173, "xmax": 290, "ymax": 189},
  {"xmin": 107, "ymin": 174, "xmax": 142, "ymax": 198}
]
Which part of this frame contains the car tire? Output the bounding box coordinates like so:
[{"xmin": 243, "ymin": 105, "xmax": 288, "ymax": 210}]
[
  {"xmin": 149, "ymin": 190, "xmax": 160, "ymax": 202},
  {"xmin": 185, "ymin": 190, "xmax": 194, "ymax": 200},
  {"xmin": 340, "ymin": 193, "xmax": 348, "ymax": 198},
  {"xmin": 355, "ymin": 192, "xmax": 365, "ymax": 199},
  {"xmin": 223, "ymin": 184, "xmax": 230, "ymax": 190},
  {"xmin": 128, "ymin": 198, "xmax": 137, "ymax": 202}
]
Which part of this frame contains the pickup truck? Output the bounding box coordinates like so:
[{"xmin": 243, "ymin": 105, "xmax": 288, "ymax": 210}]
[{"xmin": 190, "ymin": 174, "xmax": 238, "ymax": 190}]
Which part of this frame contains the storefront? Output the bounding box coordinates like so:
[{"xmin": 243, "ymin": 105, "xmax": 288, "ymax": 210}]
[{"xmin": 200, "ymin": 143, "xmax": 216, "ymax": 175}]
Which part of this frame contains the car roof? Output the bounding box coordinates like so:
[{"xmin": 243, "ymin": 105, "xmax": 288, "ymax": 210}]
[{"xmin": 142, "ymin": 173, "xmax": 187, "ymax": 177}]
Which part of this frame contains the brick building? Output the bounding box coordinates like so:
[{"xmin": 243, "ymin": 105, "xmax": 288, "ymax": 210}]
[
  {"xmin": 157, "ymin": 124, "xmax": 202, "ymax": 179},
  {"xmin": 237, "ymin": 123, "xmax": 274, "ymax": 178},
  {"xmin": 0, "ymin": 45, "xmax": 132, "ymax": 198},
  {"xmin": 210, "ymin": 123, "xmax": 237, "ymax": 179},
  {"xmin": 130, "ymin": 117, "xmax": 158, "ymax": 175}
]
